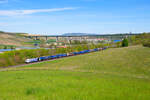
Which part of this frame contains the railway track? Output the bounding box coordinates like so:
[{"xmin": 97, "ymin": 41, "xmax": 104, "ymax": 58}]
[
  {"xmin": 0, "ymin": 47, "xmax": 108, "ymax": 72},
  {"xmin": 0, "ymin": 51, "xmax": 95, "ymax": 71}
]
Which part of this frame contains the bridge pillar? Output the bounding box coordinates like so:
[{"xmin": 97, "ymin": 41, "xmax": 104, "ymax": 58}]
[
  {"xmin": 80, "ymin": 37, "xmax": 82, "ymax": 42},
  {"xmin": 35, "ymin": 36, "xmax": 38, "ymax": 40},
  {"xmin": 56, "ymin": 36, "xmax": 59, "ymax": 42},
  {"xmin": 45, "ymin": 36, "xmax": 48, "ymax": 41},
  {"xmin": 67, "ymin": 36, "xmax": 71, "ymax": 44}
]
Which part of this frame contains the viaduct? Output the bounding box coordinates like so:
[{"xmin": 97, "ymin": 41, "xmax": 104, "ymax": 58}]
[{"xmin": 25, "ymin": 33, "xmax": 139, "ymax": 42}]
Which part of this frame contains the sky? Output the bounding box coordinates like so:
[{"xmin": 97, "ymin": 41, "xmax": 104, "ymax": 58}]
[{"xmin": 0, "ymin": 0, "xmax": 150, "ymax": 35}]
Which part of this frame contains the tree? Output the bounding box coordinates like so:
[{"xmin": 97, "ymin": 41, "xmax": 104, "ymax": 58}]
[
  {"xmin": 122, "ymin": 38, "xmax": 129, "ymax": 47},
  {"xmin": 81, "ymin": 41, "xmax": 88, "ymax": 44},
  {"xmin": 73, "ymin": 40, "xmax": 81, "ymax": 45},
  {"xmin": 10, "ymin": 46, "xmax": 14, "ymax": 49},
  {"xmin": 4, "ymin": 46, "xmax": 7, "ymax": 49}
]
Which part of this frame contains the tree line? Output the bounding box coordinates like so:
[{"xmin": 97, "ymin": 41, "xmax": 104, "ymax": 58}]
[{"xmin": 130, "ymin": 32, "xmax": 150, "ymax": 47}]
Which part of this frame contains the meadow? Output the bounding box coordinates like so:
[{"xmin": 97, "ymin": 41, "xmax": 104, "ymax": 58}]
[{"xmin": 0, "ymin": 46, "xmax": 150, "ymax": 100}]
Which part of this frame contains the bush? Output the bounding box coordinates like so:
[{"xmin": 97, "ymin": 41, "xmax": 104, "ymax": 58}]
[
  {"xmin": 130, "ymin": 33, "xmax": 150, "ymax": 45},
  {"xmin": 122, "ymin": 38, "xmax": 128, "ymax": 47},
  {"xmin": 143, "ymin": 41, "xmax": 150, "ymax": 47}
]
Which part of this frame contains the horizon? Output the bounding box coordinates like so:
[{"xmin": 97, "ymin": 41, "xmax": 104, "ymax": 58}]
[
  {"xmin": 0, "ymin": 30, "xmax": 143, "ymax": 36},
  {"xmin": 0, "ymin": 0, "xmax": 150, "ymax": 35}
]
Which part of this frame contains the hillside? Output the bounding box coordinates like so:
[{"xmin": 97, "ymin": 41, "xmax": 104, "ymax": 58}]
[
  {"xmin": 0, "ymin": 46, "xmax": 150, "ymax": 100},
  {"xmin": 14, "ymin": 45, "xmax": 150, "ymax": 77},
  {"xmin": 0, "ymin": 31, "xmax": 32, "ymax": 47},
  {"xmin": 62, "ymin": 33, "xmax": 98, "ymax": 36}
]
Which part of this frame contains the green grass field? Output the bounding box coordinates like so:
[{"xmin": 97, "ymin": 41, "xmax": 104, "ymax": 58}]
[{"xmin": 0, "ymin": 46, "xmax": 150, "ymax": 100}]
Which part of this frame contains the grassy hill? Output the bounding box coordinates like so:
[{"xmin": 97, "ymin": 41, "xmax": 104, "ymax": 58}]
[
  {"xmin": 0, "ymin": 31, "xmax": 32, "ymax": 47},
  {"xmin": 0, "ymin": 46, "xmax": 150, "ymax": 100},
  {"xmin": 62, "ymin": 33, "xmax": 98, "ymax": 36}
]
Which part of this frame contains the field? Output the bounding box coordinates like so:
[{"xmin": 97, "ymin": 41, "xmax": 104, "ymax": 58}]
[
  {"xmin": 0, "ymin": 46, "xmax": 150, "ymax": 100},
  {"xmin": 0, "ymin": 32, "xmax": 32, "ymax": 47}
]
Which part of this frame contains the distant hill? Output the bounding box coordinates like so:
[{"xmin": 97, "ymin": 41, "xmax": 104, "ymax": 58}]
[
  {"xmin": 0, "ymin": 31, "xmax": 32, "ymax": 46},
  {"xmin": 61, "ymin": 33, "xmax": 98, "ymax": 36}
]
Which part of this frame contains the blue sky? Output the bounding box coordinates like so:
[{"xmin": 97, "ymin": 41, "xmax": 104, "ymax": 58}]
[{"xmin": 0, "ymin": 0, "xmax": 150, "ymax": 35}]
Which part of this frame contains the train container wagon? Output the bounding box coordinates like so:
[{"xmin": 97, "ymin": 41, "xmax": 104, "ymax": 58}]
[
  {"xmin": 39, "ymin": 56, "xmax": 51, "ymax": 61},
  {"xmin": 50, "ymin": 55, "xmax": 57, "ymax": 59},
  {"xmin": 83, "ymin": 50, "xmax": 90, "ymax": 53},
  {"xmin": 61, "ymin": 54, "xmax": 67, "ymax": 57}
]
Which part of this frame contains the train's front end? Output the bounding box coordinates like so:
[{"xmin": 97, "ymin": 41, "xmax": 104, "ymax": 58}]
[{"xmin": 25, "ymin": 59, "xmax": 31, "ymax": 64}]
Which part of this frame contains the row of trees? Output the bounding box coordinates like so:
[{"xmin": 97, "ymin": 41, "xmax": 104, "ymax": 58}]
[
  {"xmin": 129, "ymin": 33, "xmax": 150, "ymax": 47},
  {"xmin": 0, "ymin": 45, "xmax": 16, "ymax": 49}
]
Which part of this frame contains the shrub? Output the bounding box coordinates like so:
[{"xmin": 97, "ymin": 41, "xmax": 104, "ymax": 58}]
[
  {"xmin": 130, "ymin": 33, "xmax": 150, "ymax": 45},
  {"xmin": 122, "ymin": 38, "xmax": 128, "ymax": 47},
  {"xmin": 143, "ymin": 41, "xmax": 150, "ymax": 47}
]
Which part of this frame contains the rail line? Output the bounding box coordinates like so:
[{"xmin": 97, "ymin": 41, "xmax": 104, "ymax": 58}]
[{"xmin": 0, "ymin": 49, "xmax": 106, "ymax": 71}]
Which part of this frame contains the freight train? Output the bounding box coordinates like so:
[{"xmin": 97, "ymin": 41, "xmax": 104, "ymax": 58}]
[{"xmin": 25, "ymin": 47, "xmax": 107, "ymax": 63}]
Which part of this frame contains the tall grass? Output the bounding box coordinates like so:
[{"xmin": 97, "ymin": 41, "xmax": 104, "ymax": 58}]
[{"xmin": 0, "ymin": 46, "xmax": 150, "ymax": 100}]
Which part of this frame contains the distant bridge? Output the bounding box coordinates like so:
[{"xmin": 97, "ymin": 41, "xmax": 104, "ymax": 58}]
[{"xmin": 25, "ymin": 33, "xmax": 140, "ymax": 42}]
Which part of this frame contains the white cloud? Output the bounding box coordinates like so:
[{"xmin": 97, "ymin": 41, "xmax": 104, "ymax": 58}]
[
  {"xmin": 0, "ymin": 22, "xmax": 9, "ymax": 26},
  {"xmin": 0, "ymin": 22, "xmax": 39, "ymax": 27},
  {"xmin": 0, "ymin": 0, "xmax": 21, "ymax": 4},
  {"xmin": 0, "ymin": 0, "xmax": 8, "ymax": 3},
  {"xmin": 0, "ymin": 7, "xmax": 77, "ymax": 16}
]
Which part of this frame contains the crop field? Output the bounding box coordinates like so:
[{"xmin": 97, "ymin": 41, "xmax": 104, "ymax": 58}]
[
  {"xmin": 0, "ymin": 32, "xmax": 32, "ymax": 47},
  {"xmin": 0, "ymin": 46, "xmax": 150, "ymax": 100}
]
